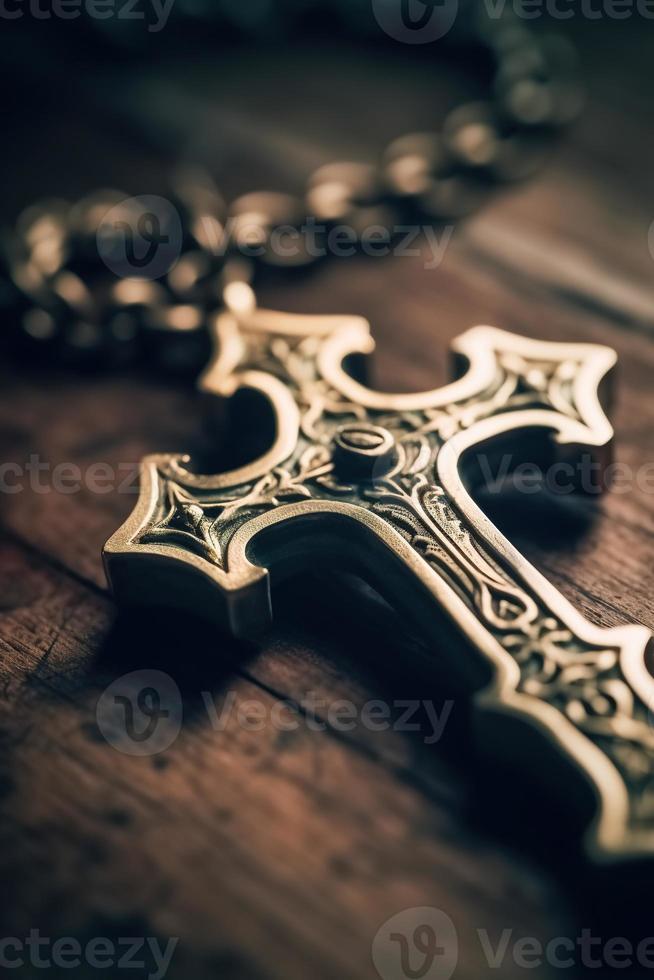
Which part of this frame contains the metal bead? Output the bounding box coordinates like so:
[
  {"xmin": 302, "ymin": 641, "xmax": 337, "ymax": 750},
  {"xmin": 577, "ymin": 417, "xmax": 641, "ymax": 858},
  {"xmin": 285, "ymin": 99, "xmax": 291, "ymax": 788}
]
[
  {"xmin": 106, "ymin": 277, "xmax": 168, "ymax": 364},
  {"xmin": 172, "ymin": 168, "xmax": 228, "ymax": 256},
  {"xmin": 51, "ymin": 270, "xmax": 97, "ymax": 321},
  {"xmin": 443, "ymin": 102, "xmax": 502, "ymax": 170},
  {"xmin": 502, "ymin": 78, "xmax": 556, "ymax": 127},
  {"xmin": 306, "ymin": 161, "xmax": 396, "ymax": 240},
  {"xmin": 15, "ymin": 199, "xmax": 70, "ymax": 278},
  {"xmin": 499, "ymin": 74, "xmax": 584, "ymax": 129},
  {"xmin": 18, "ymin": 298, "xmax": 67, "ymax": 361},
  {"xmin": 384, "ymin": 133, "xmax": 448, "ymax": 197},
  {"xmin": 167, "ymin": 250, "xmax": 222, "ymax": 303},
  {"xmin": 0, "ymin": 253, "xmax": 52, "ymax": 357},
  {"xmin": 443, "ymin": 103, "xmax": 548, "ymax": 183},
  {"xmin": 143, "ymin": 303, "xmax": 211, "ymax": 375},
  {"xmin": 494, "ymin": 32, "xmax": 584, "ymax": 130},
  {"xmin": 229, "ymin": 191, "xmax": 316, "ymax": 268},
  {"xmin": 111, "ymin": 277, "xmax": 168, "ymax": 311},
  {"xmin": 2, "ymin": 177, "xmax": 234, "ymax": 371},
  {"xmin": 15, "ymin": 198, "xmax": 69, "ymax": 241},
  {"xmin": 384, "ymin": 132, "xmax": 489, "ymax": 219},
  {"xmin": 22, "ymin": 307, "xmax": 58, "ymax": 342},
  {"xmin": 9, "ymin": 258, "xmax": 51, "ymax": 307},
  {"xmin": 146, "ymin": 304, "xmax": 204, "ymax": 333}
]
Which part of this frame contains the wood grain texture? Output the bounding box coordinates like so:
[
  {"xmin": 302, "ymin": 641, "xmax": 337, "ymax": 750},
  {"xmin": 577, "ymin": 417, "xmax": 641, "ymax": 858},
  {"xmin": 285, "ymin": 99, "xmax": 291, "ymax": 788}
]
[{"xmin": 0, "ymin": 17, "xmax": 653, "ymax": 980}]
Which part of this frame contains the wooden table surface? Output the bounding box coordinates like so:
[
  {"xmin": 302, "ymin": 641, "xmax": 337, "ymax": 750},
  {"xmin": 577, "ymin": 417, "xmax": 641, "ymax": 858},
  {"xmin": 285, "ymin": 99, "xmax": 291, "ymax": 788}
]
[{"xmin": 0, "ymin": 16, "xmax": 653, "ymax": 980}]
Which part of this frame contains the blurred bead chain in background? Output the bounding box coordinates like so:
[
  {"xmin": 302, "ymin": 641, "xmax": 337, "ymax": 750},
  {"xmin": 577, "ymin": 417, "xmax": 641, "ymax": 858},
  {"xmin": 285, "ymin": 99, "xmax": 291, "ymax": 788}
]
[{"xmin": 0, "ymin": 4, "xmax": 582, "ymax": 375}]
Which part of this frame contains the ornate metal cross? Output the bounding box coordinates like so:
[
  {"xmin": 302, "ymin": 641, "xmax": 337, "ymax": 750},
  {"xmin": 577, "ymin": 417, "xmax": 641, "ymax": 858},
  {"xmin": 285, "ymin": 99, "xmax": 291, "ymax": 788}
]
[{"xmin": 105, "ymin": 298, "xmax": 653, "ymax": 868}]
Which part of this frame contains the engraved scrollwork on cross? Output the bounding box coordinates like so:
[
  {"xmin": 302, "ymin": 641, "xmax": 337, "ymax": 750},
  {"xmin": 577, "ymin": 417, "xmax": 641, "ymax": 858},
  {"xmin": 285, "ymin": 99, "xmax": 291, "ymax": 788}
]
[{"xmin": 105, "ymin": 305, "xmax": 654, "ymax": 867}]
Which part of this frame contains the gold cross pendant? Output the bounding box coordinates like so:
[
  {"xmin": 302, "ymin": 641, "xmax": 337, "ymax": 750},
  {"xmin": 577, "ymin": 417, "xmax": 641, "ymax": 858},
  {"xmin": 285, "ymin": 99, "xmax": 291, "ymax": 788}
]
[{"xmin": 104, "ymin": 292, "xmax": 653, "ymax": 870}]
